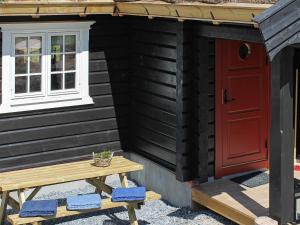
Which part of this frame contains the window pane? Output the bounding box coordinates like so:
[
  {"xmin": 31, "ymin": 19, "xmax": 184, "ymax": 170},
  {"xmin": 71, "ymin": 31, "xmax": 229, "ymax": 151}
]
[
  {"xmin": 51, "ymin": 54, "xmax": 63, "ymax": 72},
  {"xmin": 30, "ymin": 55, "xmax": 41, "ymax": 73},
  {"xmin": 30, "ymin": 75, "xmax": 41, "ymax": 92},
  {"xmin": 65, "ymin": 72, "xmax": 75, "ymax": 89},
  {"xmin": 15, "ymin": 56, "xmax": 28, "ymax": 74},
  {"xmin": 15, "ymin": 37, "xmax": 28, "ymax": 55},
  {"xmin": 51, "ymin": 73, "xmax": 63, "ymax": 91},
  {"xmin": 15, "ymin": 76, "xmax": 27, "ymax": 94},
  {"xmin": 51, "ymin": 36, "xmax": 63, "ymax": 53},
  {"xmin": 30, "ymin": 36, "xmax": 42, "ymax": 54},
  {"xmin": 65, "ymin": 54, "xmax": 76, "ymax": 71},
  {"xmin": 65, "ymin": 35, "xmax": 76, "ymax": 52}
]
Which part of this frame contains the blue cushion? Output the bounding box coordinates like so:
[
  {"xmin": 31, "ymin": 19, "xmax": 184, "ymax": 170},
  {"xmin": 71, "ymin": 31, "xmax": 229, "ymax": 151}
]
[
  {"xmin": 112, "ymin": 187, "xmax": 146, "ymax": 202},
  {"xmin": 67, "ymin": 194, "xmax": 101, "ymax": 210},
  {"xmin": 19, "ymin": 200, "xmax": 57, "ymax": 217}
]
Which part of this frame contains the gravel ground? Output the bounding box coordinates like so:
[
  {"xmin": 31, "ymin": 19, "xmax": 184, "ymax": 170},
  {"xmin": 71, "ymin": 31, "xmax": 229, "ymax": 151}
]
[{"xmin": 6, "ymin": 176, "xmax": 236, "ymax": 225}]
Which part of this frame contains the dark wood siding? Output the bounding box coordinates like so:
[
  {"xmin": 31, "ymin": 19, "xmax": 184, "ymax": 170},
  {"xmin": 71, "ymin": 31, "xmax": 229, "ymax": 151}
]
[
  {"xmin": 0, "ymin": 34, "xmax": 2, "ymax": 105},
  {"xmin": 130, "ymin": 18, "xmax": 177, "ymax": 171},
  {"xmin": 0, "ymin": 16, "xmax": 217, "ymax": 182},
  {"xmin": 176, "ymin": 22, "xmax": 196, "ymax": 181},
  {"xmin": 194, "ymin": 25, "xmax": 216, "ymax": 180},
  {"xmin": 129, "ymin": 20, "xmax": 217, "ymax": 181},
  {"xmin": 0, "ymin": 15, "xmax": 130, "ymax": 171}
]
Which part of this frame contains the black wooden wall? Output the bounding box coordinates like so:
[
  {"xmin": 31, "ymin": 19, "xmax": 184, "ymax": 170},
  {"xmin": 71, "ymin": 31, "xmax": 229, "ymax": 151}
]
[
  {"xmin": 129, "ymin": 19, "xmax": 215, "ymax": 181},
  {"xmin": 0, "ymin": 15, "xmax": 130, "ymax": 171},
  {"xmin": 0, "ymin": 15, "xmax": 218, "ymax": 182},
  {"xmin": 130, "ymin": 18, "xmax": 177, "ymax": 171},
  {"xmin": 193, "ymin": 31, "xmax": 216, "ymax": 180},
  {"xmin": 176, "ymin": 22, "xmax": 197, "ymax": 181}
]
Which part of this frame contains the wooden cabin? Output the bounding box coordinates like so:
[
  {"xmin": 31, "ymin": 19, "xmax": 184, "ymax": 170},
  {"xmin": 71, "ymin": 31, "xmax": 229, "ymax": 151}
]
[{"xmin": 0, "ymin": 0, "xmax": 298, "ymax": 224}]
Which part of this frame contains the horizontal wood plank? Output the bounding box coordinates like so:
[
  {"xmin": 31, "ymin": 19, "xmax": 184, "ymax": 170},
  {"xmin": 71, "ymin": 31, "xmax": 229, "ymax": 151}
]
[{"xmin": 0, "ymin": 157, "xmax": 142, "ymax": 191}]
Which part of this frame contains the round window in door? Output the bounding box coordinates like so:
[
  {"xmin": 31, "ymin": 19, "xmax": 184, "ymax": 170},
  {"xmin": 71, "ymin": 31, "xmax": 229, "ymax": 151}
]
[{"xmin": 238, "ymin": 43, "xmax": 251, "ymax": 60}]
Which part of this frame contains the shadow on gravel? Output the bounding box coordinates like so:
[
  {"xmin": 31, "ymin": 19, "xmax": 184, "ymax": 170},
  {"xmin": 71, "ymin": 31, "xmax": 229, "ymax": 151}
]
[
  {"xmin": 43, "ymin": 207, "xmax": 129, "ymax": 225},
  {"xmin": 168, "ymin": 208, "xmax": 237, "ymax": 225},
  {"xmin": 103, "ymin": 218, "xmax": 150, "ymax": 225},
  {"xmin": 102, "ymin": 213, "xmax": 150, "ymax": 225},
  {"xmin": 167, "ymin": 207, "xmax": 191, "ymax": 218}
]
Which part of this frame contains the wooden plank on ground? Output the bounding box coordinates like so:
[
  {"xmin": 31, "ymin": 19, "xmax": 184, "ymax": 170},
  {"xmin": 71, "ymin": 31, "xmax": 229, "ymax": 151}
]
[
  {"xmin": 191, "ymin": 178, "xmax": 270, "ymax": 225},
  {"xmin": 192, "ymin": 188, "xmax": 255, "ymax": 225},
  {"xmin": 7, "ymin": 191, "xmax": 161, "ymax": 225}
]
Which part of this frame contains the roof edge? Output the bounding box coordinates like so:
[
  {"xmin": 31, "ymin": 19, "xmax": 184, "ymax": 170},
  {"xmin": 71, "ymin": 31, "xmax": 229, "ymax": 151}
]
[
  {"xmin": 254, "ymin": 0, "xmax": 294, "ymax": 23},
  {"xmin": 0, "ymin": 1, "xmax": 272, "ymax": 25}
]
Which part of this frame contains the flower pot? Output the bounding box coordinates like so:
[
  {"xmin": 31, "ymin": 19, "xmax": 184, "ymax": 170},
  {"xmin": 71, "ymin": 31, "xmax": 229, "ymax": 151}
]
[
  {"xmin": 93, "ymin": 157, "xmax": 112, "ymax": 167},
  {"xmin": 92, "ymin": 152, "xmax": 113, "ymax": 167}
]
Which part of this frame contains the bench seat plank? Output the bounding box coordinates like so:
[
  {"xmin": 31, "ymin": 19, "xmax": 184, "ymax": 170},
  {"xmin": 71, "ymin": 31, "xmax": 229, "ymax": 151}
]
[
  {"xmin": 7, "ymin": 191, "xmax": 161, "ymax": 225},
  {"xmin": 0, "ymin": 157, "xmax": 143, "ymax": 192}
]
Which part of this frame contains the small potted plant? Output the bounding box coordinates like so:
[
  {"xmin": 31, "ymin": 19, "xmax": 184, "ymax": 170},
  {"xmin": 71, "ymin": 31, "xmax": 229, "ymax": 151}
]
[{"xmin": 93, "ymin": 150, "xmax": 113, "ymax": 167}]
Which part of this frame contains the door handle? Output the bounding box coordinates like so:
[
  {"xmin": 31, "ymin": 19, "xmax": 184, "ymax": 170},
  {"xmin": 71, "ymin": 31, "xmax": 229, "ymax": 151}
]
[{"xmin": 223, "ymin": 89, "xmax": 235, "ymax": 104}]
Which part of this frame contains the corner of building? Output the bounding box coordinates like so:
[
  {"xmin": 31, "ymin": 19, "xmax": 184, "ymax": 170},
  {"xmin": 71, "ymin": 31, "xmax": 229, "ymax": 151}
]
[{"xmin": 125, "ymin": 152, "xmax": 192, "ymax": 207}]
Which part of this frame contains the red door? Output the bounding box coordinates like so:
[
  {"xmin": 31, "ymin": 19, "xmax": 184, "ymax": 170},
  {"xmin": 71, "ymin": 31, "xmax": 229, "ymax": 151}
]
[{"xmin": 215, "ymin": 39, "xmax": 270, "ymax": 178}]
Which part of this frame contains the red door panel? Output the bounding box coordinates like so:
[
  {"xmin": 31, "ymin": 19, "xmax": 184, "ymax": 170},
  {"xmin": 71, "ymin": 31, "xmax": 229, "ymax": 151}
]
[
  {"xmin": 228, "ymin": 75, "xmax": 261, "ymax": 113},
  {"xmin": 225, "ymin": 116, "xmax": 263, "ymax": 166},
  {"xmin": 215, "ymin": 39, "xmax": 269, "ymax": 178}
]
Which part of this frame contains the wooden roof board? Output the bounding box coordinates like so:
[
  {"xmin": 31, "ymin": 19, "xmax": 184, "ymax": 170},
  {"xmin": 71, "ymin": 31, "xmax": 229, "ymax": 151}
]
[
  {"xmin": 0, "ymin": 1, "xmax": 272, "ymax": 25},
  {"xmin": 117, "ymin": 1, "xmax": 271, "ymax": 25},
  {"xmin": 254, "ymin": 0, "xmax": 300, "ymax": 60}
]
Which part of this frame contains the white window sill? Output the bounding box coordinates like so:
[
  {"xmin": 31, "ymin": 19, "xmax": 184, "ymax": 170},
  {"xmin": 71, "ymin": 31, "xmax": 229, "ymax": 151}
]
[{"xmin": 0, "ymin": 97, "xmax": 94, "ymax": 114}]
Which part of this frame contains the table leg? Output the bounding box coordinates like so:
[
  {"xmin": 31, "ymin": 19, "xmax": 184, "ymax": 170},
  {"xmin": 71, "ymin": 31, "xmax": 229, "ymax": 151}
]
[
  {"xmin": 119, "ymin": 173, "xmax": 138, "ymax": 225},
  {"xmin": 86, "ymin": 177, "xmax": 112, "ymax": 196},
  {"xmin": 18, "ymin": 190, "xmax": 40, "ymax": 225},
  {"xmin": 27, "ymin": 187, "xmax": 41, "ymax": 201},
  {"xmin": 18, "ymin": 189, "xmax": 26, "ymax": 208},
  {"xmin": 0, "ymin": 191, "xmax": 9, "ymax": 225},
  {"xmin": 97, "ymin": 176, "xmax": 106, "ymax": 195},
  {"xmin": 8, "ymin": 195, "xmax": 20, "ymax": 211}
]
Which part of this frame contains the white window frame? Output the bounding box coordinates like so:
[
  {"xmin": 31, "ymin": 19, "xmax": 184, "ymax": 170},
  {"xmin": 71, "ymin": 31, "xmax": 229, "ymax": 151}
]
[{"xmin": 0, "ymin": 21, "xmax": 95, "ymax": 114}]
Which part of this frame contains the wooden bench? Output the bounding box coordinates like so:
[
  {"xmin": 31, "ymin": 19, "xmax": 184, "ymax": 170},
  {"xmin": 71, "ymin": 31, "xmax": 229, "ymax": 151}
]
[
  {"xmin": 0, "ymin": 156, "xmax": 161, "ymax": 225},
  {"xmin": 7, "ymin": 191, "xmax": 161, "ymax": 225}
]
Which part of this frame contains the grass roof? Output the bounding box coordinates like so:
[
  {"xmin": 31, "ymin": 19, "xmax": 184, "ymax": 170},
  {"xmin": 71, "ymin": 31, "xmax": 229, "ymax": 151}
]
[
  {"xmin": 170, "ymin": 0, "xmax": 276, "ymax": 3},
  {"xmin": 0, "ymin": 0, "xmax": 276, "ymax": 3}
]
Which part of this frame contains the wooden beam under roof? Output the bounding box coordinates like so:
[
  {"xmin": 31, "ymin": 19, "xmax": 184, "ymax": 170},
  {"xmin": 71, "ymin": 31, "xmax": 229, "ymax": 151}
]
[
  {"xmin": 0, "ymin": 1, "xmax": 115, "ymax": 16},
  {"xmin": 0, "ymin": 1, "xmax": 272, "ymax": 25},
  {"xmin": 117, "ymin": 2, "xmax": 272, "ymax": 25}
]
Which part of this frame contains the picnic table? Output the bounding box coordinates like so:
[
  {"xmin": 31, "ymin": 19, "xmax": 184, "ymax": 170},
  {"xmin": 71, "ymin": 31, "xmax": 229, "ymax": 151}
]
[{"xmin": 0, "ymin": 156, "xmax": 161, "ymax": 225}]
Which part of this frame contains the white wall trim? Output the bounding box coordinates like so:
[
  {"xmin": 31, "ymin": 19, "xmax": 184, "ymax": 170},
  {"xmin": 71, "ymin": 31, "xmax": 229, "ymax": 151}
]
[{"xmin": 0, "ymin": 96, "xmax": 94, "ymax": 114}]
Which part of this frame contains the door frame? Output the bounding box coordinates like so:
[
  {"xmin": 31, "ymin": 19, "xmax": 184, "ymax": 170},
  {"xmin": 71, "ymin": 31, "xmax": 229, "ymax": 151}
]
[{"xmin": 215, "ymin": 39, "xmax": 270, "ymax": 178}]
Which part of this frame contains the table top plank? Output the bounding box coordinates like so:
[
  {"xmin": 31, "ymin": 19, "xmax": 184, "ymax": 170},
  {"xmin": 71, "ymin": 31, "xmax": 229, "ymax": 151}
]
[{"xmin": 0, "ymin": 157, "xmax": 143, "ymax": 191}]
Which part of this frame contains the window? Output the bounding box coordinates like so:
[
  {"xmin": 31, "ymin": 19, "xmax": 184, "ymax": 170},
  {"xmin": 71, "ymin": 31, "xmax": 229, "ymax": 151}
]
[
  {"xmin": 50, "ymin": 34, "xmax": 77, "ymax": 92},
  {"xmin": 14, "ymin": 35, "xmax": 44, "ymax": 96},
  {"xmin": 0, "ymin": 22, "xmax": 95, "ymax": 113}
]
